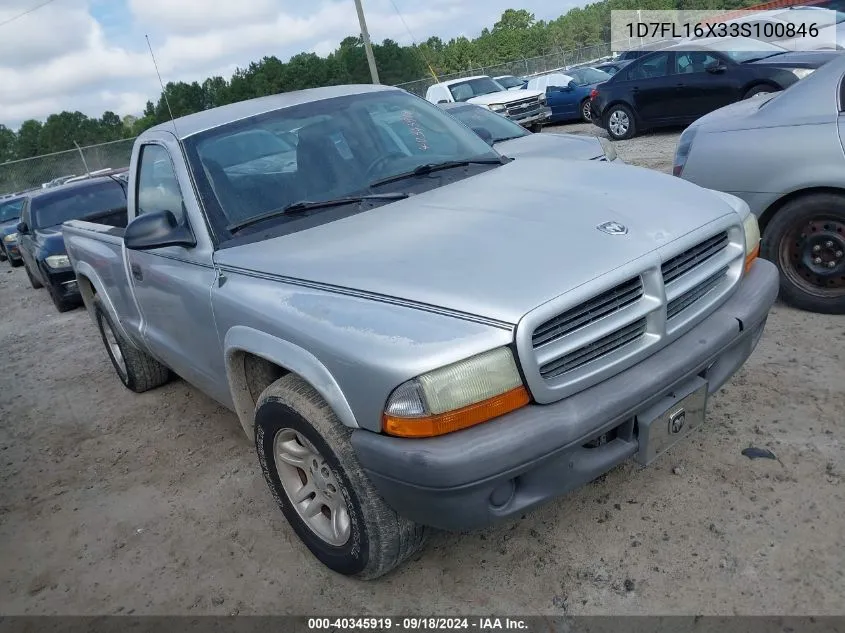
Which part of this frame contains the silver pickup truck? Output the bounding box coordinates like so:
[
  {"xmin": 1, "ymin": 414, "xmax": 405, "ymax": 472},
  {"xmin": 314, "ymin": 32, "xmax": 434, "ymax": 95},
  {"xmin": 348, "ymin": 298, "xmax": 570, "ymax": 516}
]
[{"xmin": 63, "ymin": 84, "xmax": 779, "ymax": 580}]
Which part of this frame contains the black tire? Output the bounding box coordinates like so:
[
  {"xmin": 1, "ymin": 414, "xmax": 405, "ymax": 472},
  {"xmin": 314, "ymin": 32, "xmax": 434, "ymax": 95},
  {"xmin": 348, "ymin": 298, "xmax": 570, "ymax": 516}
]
[
  {"xmin": 24, "ymin": 263, "xmax": 42, "ymax": 288},
  {"xmin": 47, "ymin": 282, "xmax": 76, "ymax": 313},
  {"xmin": 0, "ymin": 245, "xmax": 6, "ymax": 262},
  {"xmin": 580, "ymin": 98, "xmax": 592, "ymax": 122},
  {"xmin": 761, "ymin": 192, "xmax": 845, "ymax": 314},
  {"xmin": 529, "ymin": 123, "xmax": 543, "ymax": 133},
  {"xmin": 10, "ymin": 256, "xmax": 23, "ymax": 268},
  {"xmin": 254, "ymin": 374, "xmax": 428, "ymax": 580},
  {"xmin": 743, "ymin": 84, "xmax": 778, "ymax": 100},
  {"xmin": 604, "ymin": 103, "xmax": 636, "ymax": 140},
  {"xmin": 92, "ymin": 295, "xmax": 172, "ymax": 392}
]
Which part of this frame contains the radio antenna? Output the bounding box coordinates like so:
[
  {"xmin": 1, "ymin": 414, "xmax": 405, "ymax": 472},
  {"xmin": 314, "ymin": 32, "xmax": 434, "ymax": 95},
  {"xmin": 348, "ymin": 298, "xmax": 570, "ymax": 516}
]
[{"xmin": 145, "ymin": 34, "xmax": 179, "ymax": 137}]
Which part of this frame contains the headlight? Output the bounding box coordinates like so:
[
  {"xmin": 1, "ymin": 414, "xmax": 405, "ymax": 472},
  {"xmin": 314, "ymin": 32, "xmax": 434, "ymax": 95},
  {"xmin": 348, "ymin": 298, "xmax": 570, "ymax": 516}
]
[
  {"xmin": 673, "ymin": 125, "xmax": 699, "ymax": 177},
  {"xmin": 597, "ymin": 136, "xmax": 617, "ymax": 162},
  {"xmin": 383, "ymin": 346, "xmax": 530, "ymax": 437},
  {"xmin": 539, "ymin": 95, "xmax": 547, "ymax": 105},
  {"xmin": 45, "ymin": 254, "xmax": 71, "ymax": 269},
  {"xmin": 488, "ymin": 104, "xmax": 507, "ymax": 113},
  {"xmin": 3, "ymin": 233, "xmax": 17, "ymax": 243},
  {"xmin": 790, "ymin": 68, "xmax": 814, "ymax": 80},
  {"xmin": 742, "ymin": 212, "xmax": 761, "ymax": 274}
]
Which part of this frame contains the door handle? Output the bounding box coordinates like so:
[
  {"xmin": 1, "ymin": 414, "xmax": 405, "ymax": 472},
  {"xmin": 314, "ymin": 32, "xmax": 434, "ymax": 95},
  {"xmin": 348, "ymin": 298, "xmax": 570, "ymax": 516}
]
[{"xmin": 131, "ymin": 263, "xmax": 143, "ymax": 281}]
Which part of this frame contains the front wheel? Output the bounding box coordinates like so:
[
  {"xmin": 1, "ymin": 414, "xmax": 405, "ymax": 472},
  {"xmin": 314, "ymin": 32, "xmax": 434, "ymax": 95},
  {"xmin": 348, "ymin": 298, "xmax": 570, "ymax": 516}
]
[
  {"xmin": 744, "ymin": 85, "xmax": 777, "ymax": 100},
  {"xmin": 24, "ymin": 263, "xmax": 42, "ymax": 288},
  {"xmin": 580, "ymin": 98, "xmax": 592, "ymax": 122},
  {"xmin": 254, "ymin": 374, "xmax": 428, "ymax": 580},
  {"xmin": 761, "ymin": 192, "xmax": 845, "ymax": 314},
  {"xmin": 605, "ymin": 104, "xmax": 636, "ymax": 140},
  {"xmin": 47, "ymin": 282, "xmax": 76, "ymax": 313}
]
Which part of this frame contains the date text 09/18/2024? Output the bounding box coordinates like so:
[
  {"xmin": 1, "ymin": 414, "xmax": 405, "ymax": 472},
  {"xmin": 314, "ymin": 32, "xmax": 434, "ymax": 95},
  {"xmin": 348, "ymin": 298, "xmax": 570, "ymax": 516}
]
[{"xmin": 307, "ymin": 618, "xmax": 530, "ymax": 631}]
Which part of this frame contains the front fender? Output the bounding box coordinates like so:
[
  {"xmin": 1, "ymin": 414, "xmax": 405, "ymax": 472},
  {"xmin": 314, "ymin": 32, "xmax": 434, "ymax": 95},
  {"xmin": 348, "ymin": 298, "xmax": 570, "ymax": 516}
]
[{"xmin": 223, "ymin": 326, "xmax": 359, "ymax": 442}]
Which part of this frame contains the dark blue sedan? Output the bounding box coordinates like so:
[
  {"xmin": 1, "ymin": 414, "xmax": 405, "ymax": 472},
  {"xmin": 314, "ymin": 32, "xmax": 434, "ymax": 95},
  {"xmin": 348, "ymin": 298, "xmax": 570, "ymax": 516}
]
[{"xmin": 526, "ymin": 67, "xmax": 613, "ymax": 123}]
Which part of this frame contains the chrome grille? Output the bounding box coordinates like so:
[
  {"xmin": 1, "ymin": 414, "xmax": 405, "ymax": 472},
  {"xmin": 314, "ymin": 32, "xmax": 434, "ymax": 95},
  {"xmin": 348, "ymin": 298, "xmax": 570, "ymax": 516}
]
[
  {"xmin": 532, "ymin": 276, "xmax": 643, "ymax": 347},
  {"xmin": 539, "ymin": 318, "xmax": 647, "ymax": 379},
  {"xmin": 661, "ymin": 231, "xmax": 728, "ymax": 285},
  {"xmin": 667, "ymin": 266, "xmax": 729, "ymax": 320}
]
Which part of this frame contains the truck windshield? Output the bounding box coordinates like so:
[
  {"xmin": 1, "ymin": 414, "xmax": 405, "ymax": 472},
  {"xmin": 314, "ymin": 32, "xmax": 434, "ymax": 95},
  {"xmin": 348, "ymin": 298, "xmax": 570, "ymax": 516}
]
[
  {"xmin": 447, "ymin": 78, "xmax": 506, "ymax": 101},
  {"xmin": 0, "ymin": 198, "xmax": 24, "ymax": 222},
  {"xmin": 445, "ymin": 105, "xmax": 530, "ymax": 144},
  {"xmin": 31, "ymin": 181, "xmax": 126, "ymax": 229},
  {"xmin": 185, "ymin": 89, "xmax": 502, "ymax": 235}
]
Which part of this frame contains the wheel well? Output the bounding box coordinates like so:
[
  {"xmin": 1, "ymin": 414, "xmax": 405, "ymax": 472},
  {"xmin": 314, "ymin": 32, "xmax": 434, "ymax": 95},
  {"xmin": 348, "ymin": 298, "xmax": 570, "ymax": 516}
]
[
  {"xmin": 759, "ymin": 186, "xmax": 845, "ymax": 234},
  {"xmin": 243, "ymin": 353, "xmax": 289, "ymax": 404},
  {"xmin": 227, "ymin": 350, "xmax": 291, "ymax": 439},
  {"xmin": 76, "ymin": 274, "xmax": 96, "ymax": 306}
]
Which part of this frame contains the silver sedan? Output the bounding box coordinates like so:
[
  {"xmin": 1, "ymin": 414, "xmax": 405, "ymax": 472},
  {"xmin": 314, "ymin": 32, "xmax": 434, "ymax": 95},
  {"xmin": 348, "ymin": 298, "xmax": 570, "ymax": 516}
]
[{"xmin": 674, "ymin": 52, "xmax": 845, "ymax": 314}]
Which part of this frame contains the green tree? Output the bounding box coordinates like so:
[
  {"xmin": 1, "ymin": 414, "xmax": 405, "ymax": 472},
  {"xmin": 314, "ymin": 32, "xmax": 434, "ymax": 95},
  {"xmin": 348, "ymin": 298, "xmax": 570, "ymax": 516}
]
[{"xmin": 0, "ymin": 125, "xmax": 16, "ymax": 163}]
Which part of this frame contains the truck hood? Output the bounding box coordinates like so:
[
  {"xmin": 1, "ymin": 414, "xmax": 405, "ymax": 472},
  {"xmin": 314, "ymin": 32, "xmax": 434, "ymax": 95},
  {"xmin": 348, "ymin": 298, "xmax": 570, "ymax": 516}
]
[
  {"xmin": 215, "ymin": 158, "xmax": 739, "ymax": 324},
  {"xmin": 749, "ymin": 50, "xmax": 839, "ymax": 69},
  {"xmin": 468, "ymin": 90, "xmax": 544, "ymax": 106},
  {"xmin": 495, "ymin": 132, "xmax": 605, "ymax": 161}
]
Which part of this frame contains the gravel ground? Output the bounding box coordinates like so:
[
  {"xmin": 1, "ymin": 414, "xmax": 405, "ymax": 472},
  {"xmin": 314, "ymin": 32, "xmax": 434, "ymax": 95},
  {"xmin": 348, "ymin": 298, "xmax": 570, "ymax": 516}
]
[{"xmin": 1, "ymin": 125, "xmax": 844, "ymax": 617}]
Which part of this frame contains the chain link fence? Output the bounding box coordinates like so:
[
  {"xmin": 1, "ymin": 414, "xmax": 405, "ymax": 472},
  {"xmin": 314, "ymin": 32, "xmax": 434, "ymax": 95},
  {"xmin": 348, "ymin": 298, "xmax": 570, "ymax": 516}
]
[
  {"xmin": 0, "ymin": 137, "xmax": 136, "ymax": 195},
  {"xmin": 394, "ymin": 39, "xmax": 636, "ymax": 97}
]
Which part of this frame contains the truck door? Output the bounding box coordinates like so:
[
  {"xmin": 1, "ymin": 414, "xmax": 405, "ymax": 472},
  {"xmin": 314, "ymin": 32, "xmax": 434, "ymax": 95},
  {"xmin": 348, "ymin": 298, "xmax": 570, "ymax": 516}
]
[{"xmin": 124, "ymin": 142, "xmax": 230, "ymax": 404}]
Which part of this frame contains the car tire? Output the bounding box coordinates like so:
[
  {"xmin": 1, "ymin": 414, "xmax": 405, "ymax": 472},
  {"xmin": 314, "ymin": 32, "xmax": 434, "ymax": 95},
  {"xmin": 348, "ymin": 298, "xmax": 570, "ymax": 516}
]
[
  {"xmin": 10, "ymin": 255, "xmax": 23, "ymax": 268},
  {"xmin": 761, "ymin": 192, "xmax": 845, "ymax": 314},
  {"xmin": 604, "ymin": 104, "xmax": 636, "ymax": 140},
  {"xmin": 93, "ymin": 294, "xmax": 172, "ymax": 392},
  {"xmin": 47, "ymin": 282, "xmax": 75, "ymax": 313},
  {"xmin": 580, "ymin": 98, "xmax": 592, "ymax": 122},
  {"xmin": 254, "ymin": 374, "xmax": 429, "ymax": 580},
  {"xmin": 529, "ymin": 123, "xmax": 543, "ymax": 133},
  {"xmin": 24, "ymin": 263, "xmax": 42, "ymax": 288},
  {"xmin": 0, "ymin": 246, "xmax": 6, "ymax": 262},
  {"xmin": 743, "ymin": 85, "xmax": 777, "ymax": 100}
]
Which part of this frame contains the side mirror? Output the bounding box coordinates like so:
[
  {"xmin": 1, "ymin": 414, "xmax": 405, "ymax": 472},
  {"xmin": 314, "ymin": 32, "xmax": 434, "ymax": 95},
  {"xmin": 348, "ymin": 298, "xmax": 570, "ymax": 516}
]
[
  {"xmin": 437, "ymin": 99, "xmax": 449, "ymax": 104},
  {"xmin": 16, "ymin": 221, "xmax": 28, "ymax": 234},
  {"xmin": 124, "ymin": 210, "xmax": 196, "ymax": 251},
  {"xmin": 471, "ymin": 126, "xmax": 494, "ymax": 145},
  {"xmin": 567, "ymin": 80, "xmax": 577, "ymax": 90}
]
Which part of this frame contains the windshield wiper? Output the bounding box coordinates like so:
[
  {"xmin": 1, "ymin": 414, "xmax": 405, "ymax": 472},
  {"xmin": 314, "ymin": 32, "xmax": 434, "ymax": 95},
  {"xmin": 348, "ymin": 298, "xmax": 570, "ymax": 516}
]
[
  {"xmin": 492, "ymin": 135, "xmax": 527, "ymax": 143},
  {"xmin": 742, "ymin": 52, "xmax": 784, "ymax": 63},
  {"xmin": 227, "ymin": 192, "xmax": 410, "ymax": 233},
  {"xmin": 369, "ymin": 158, "xmax": 506, "ymax": 188}
]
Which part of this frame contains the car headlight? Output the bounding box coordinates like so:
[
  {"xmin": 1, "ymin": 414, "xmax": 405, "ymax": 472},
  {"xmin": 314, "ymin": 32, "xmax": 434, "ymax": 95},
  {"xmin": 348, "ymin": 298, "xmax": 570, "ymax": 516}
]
[
  {"xmin": 742, "ymin": 212, "xmax": 761, "ymax": 274},
  {"xmin": 597, "ymin": 136, "xmax": 617, "ymax": 161},
  {"xmin": 539, "ymin": 95, "xmax": 547, "ymax": 105},
  {"xmin": 3, "ymin": 233, "xmax": 18, "ymax": 243},
  {"xmin": 382, "ymin": 346, "xmax": 530, "ymax": 438},
  {"xmin": 790, "ymin": 68, "xmax": 814, "ymax": 80},
  {"xmin": 673, "ymin": 125, "xmax": 699, "ymax": 177},
  {"xmin": 45, "ymin": 254, "xmax": 71, "ymax": 269},
  {"xmin": 488, "ymin": 103, "xmax": 507, "ymax": 113}
]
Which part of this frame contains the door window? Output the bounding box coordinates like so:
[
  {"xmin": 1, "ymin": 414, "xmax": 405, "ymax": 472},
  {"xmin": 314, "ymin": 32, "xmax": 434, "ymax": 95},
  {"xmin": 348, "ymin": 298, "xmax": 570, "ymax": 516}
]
[
  {"xmin": 136, "ymin": 144, "xmax": 187, "ymax": 223},
  {"xmin": 675, "ymin": 51, "xmax": 721, "ymax": 74},
  {"xmin": 630, "ymin": 52, "xmax": 671, "ymax": 79}
]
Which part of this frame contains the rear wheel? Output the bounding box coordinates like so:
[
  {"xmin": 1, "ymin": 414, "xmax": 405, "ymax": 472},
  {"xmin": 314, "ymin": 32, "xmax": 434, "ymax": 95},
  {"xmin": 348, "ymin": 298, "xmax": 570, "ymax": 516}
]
[
  {"xmin": 761, "ymin": 192, "xmax": 845, "ymax": 314},
  {"xmin": 580, "ymin": 98, "xmax": 592, "ymax": 122},
  {"xmin": 254, "ymin": 374, "xmax": 428, "ymax": 579},
  {"xmin": 605, "ymin": 104, "xmax": 636, "ymax": 140},
  {"xmin": 93, "ymin": 295, "xmax": 172, "ymax": 391}
]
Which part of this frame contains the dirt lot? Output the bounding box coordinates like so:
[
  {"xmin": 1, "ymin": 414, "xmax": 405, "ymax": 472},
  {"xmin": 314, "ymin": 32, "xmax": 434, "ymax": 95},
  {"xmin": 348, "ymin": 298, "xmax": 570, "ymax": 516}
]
[{"xmin": 1, "ymin": 124, "xmax": 844, "ymax": 617}]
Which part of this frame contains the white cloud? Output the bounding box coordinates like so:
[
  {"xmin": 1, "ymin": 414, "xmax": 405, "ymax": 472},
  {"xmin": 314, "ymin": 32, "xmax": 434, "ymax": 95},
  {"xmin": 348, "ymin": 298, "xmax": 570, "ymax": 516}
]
[{"xmin": 0, "ymin": 0, "xmax": 573, "ymax": 129}]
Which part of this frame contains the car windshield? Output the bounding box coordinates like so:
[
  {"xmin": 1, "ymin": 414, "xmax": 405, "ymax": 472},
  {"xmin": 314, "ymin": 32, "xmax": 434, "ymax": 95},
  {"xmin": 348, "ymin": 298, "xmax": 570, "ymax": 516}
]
[
  {"xmin": 447, "ymin": 105, "xmax": 530, "ymax": 143},
  {"xmin": 688, "ymin": 37, "xmax": 787, "ymax": 62},
  {"xmin": 31, "ymin": 181, "xmax": 127, "ymax": 228},
  {"xmin": 0, "ymin": 198, "xmax": 23, "ymax": 222},
  {"xmin": 569, "ymin": 67, "xmax": 612, "ymax": 85},
  {"xmin": 495, "ymin": 76, "xmax": 524, "ymax": 89},
  {"xmin": 184, "ymin": 89, "xmax": 502, "ymax": 234},
  {"xmin": 447, "ymin": 78, "xmax": 505, "ymax": 101}
]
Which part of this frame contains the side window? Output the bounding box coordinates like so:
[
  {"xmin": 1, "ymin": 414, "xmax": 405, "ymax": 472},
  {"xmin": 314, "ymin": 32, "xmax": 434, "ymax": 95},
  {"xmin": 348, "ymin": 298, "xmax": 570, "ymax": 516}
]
[
  {"xmin": 675, "ymin": 51, "xmax": 721, "ymax": 74},
  {"xmin": 631, "ymin": 52, "xmax": 671, "ymax": 79},
  {"xmin": 136, "ymin": 144, "xmax": 187, "ymax": 223}
]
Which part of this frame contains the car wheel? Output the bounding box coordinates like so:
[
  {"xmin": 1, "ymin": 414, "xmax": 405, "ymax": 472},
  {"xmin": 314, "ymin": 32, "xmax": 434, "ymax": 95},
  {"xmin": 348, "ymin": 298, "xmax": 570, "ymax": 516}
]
[
  {"xmin": 0, "ymin": 245, "xmax": 6, "ymax": 262},
  {"xmin": 743, "ymin": 85, "xmax": 777, "ymax": 99},
  {"xmin": 605, "ymin": 104, "xmax": 636, "ymax": 140},
  {"xmin": 93, "ymin": 294, "xmax": 172, "ymax": 391},
  {"xmin": 580, "ymin": 98, "xmax": 592, "ymax": 122},
  {"xmin": 24, "ymin": 263, "xmax": 42, "ymax": 288},
  {"xmin": 47, "ymin": 282, "xmax": 75, "ymax": 313},
  {"xmin": 254, "ymin": 374, "xmax": 429, "ymax": 580},
  {"xmin": 529, "ymin": 123, "xmax": 543, "ymax": 133},
  {"xmin": 761, "ymin": 192, "xmax": 845, "ymax": 314},
  {"xmin": 10, "ymin": 256, "xmax": 23, "ymax": 268}
]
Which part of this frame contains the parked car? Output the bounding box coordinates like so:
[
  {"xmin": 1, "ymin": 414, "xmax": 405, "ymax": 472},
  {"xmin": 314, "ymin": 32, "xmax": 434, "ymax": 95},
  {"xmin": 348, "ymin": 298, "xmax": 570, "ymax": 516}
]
[
  {"xmin": 0, "ymin": 194, "xmax": 26, "ymax": 267},
  {"xmin": 493, "ymin": 74, "xmax": 528, "ymax": 90},
  {"xmin": 17, "ymin": 176, "xmax": 128, "ymax": 312},
  {"xmin": 528, "ymin": 67, "xmax": 614, "ymax": 123},
  {"xmin": 64, "ymin": 83, "xmax": 777, "ymax": 580},
  {"xmin": 438, "ymin": 101, "xmax": 621, "ymax": 162},
  {"xmin": 674, "ymin": 51, "xmax": 845, "ymax": 314},
  {"xmin": 590, "ymin": 37, "xmax": 838, "ymax": 139},
  {"xmin": 593, "ymin": 60, "xmax": 631, "ymax": 75},
  {"xmin": 424, "ymin": 75, "xmax": 550, "ymax": 130}
]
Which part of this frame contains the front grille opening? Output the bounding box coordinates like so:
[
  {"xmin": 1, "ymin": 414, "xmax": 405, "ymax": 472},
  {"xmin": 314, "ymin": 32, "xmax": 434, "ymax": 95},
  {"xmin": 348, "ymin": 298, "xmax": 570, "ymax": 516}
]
[
  {"xmin": 667, "ymin": 266, "xmax": 729, "ymax": 320},
  {"xmin": 533, "ymin": 276, "xmax": 643, "ymax": 348},
  {"xmin": 539, "ymin": 317, "xmax": 647, "ymax": 379},
  {"xmin": 662, "ymin": 231, "xmax": 729, "ymax": 285}
]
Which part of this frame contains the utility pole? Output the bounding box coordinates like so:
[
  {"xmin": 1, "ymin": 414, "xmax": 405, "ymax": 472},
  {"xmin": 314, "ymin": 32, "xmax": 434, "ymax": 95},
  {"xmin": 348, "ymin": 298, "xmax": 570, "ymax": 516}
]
[{"xmin": 353, "ymin": 0, "xmax": 380, "ymax": 84}]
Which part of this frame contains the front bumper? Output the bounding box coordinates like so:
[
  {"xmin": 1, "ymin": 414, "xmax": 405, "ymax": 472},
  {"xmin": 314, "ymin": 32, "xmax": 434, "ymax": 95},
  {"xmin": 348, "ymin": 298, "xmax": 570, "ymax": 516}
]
[
  {"xmin": 511, "ymin": 106, "xmax": 552, "ymax": 127},
  {"xmin": 352, "ymin": 259, "xmax": 779, "ymax": 531},
  {"xmin": 2, "ymin": 243, "xmax": 21, "ymax": 262},
  {"xmin": 44, "ymin": 267, "xmax": 81, "ymax": 300}
]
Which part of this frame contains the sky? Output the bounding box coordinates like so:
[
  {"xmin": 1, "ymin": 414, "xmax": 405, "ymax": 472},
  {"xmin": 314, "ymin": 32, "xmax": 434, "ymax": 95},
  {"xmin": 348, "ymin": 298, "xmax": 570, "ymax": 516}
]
[{"xmin": 0, "ymin": 0, "xmax": 578, "ymax": 130}]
